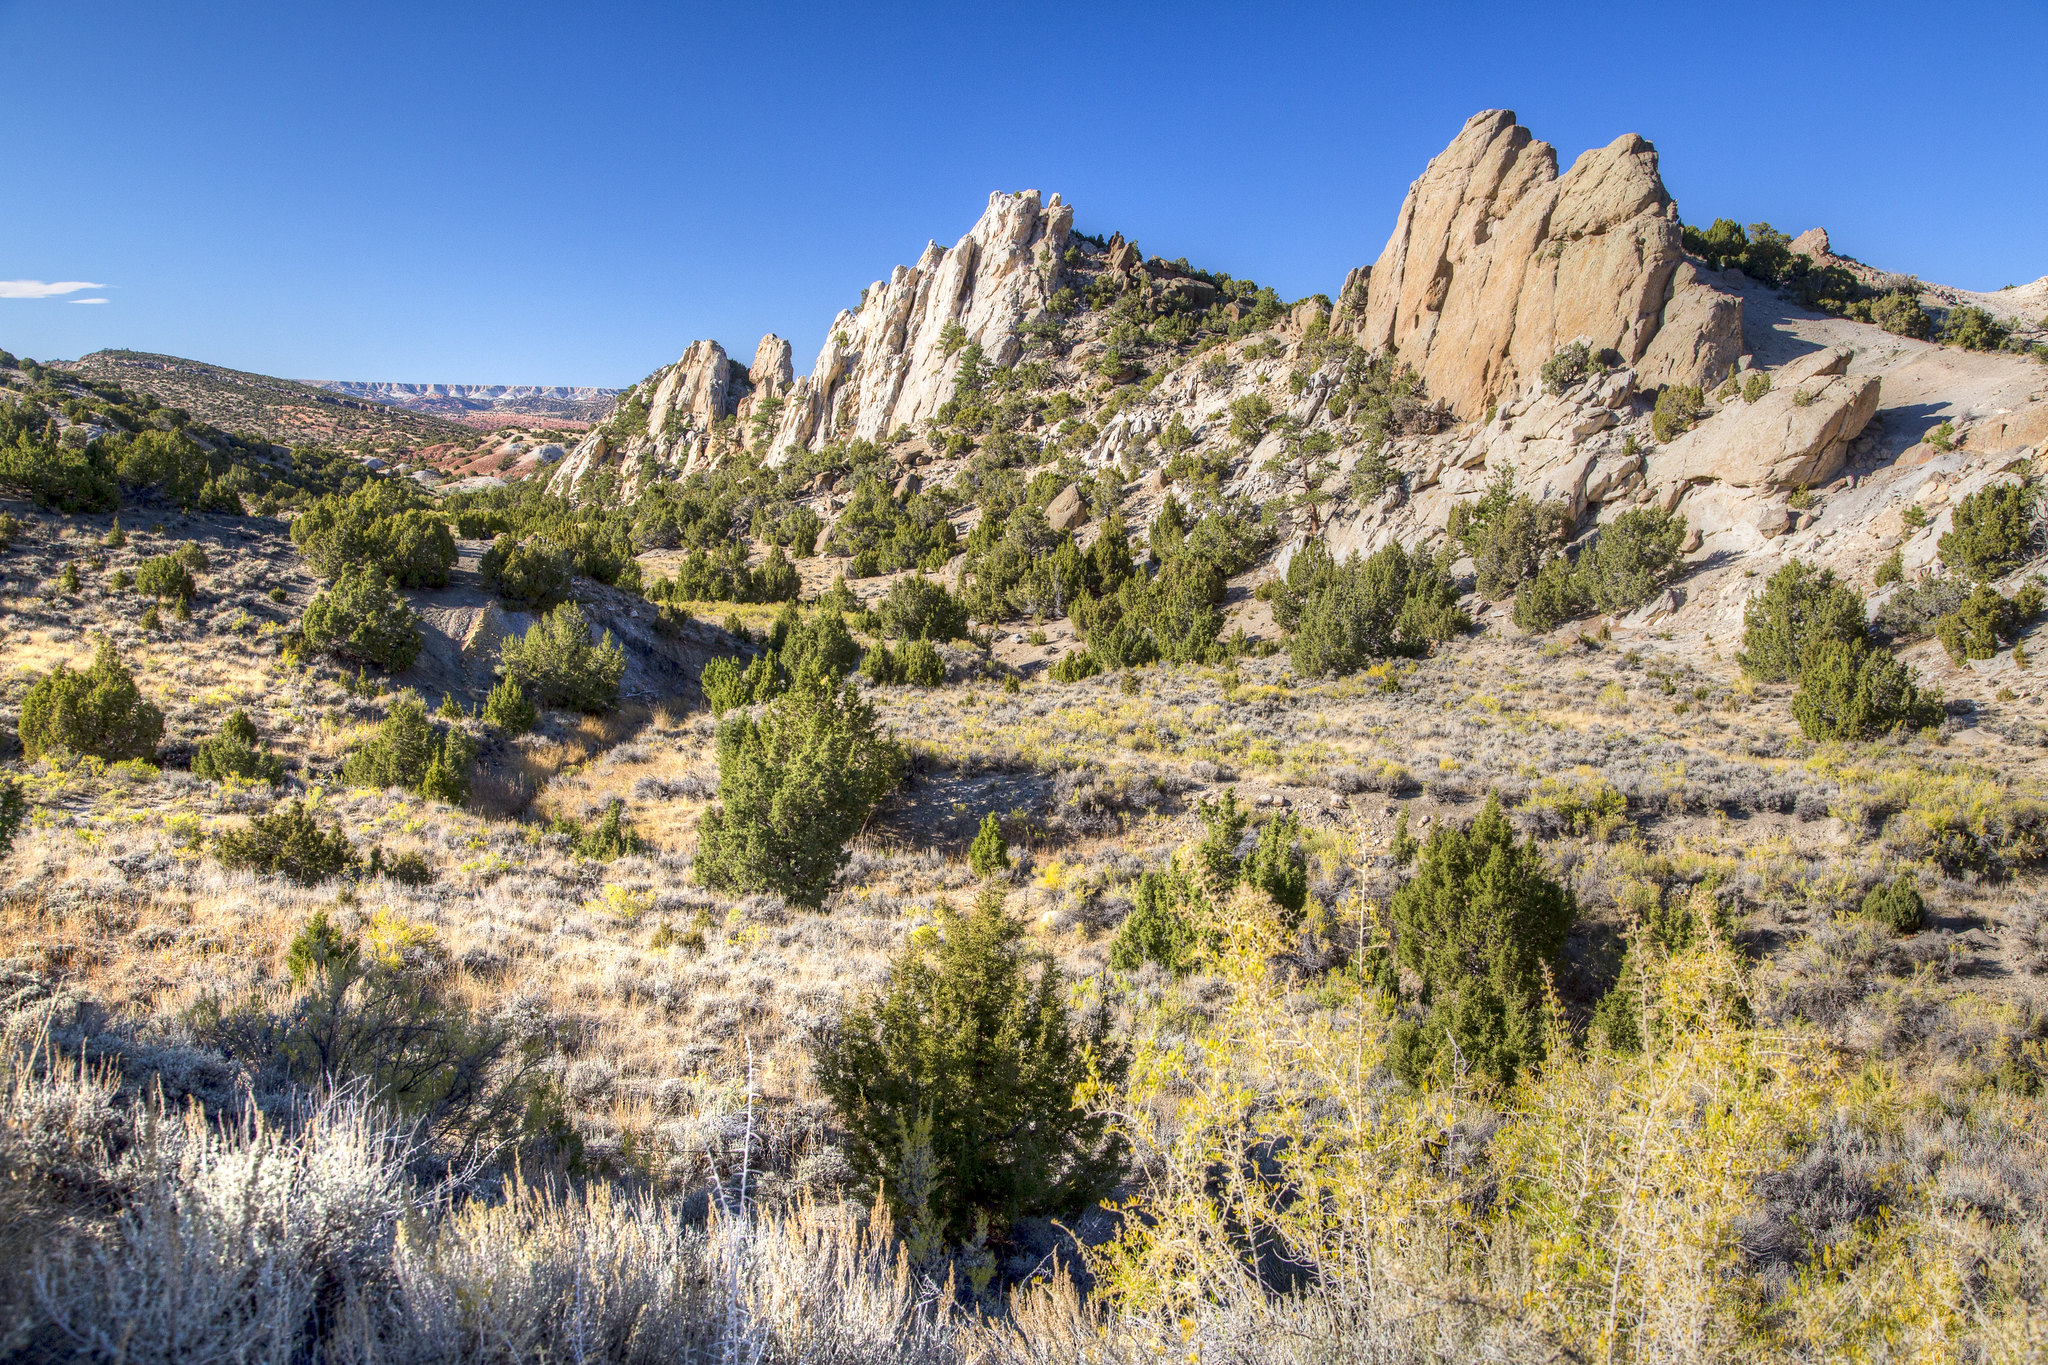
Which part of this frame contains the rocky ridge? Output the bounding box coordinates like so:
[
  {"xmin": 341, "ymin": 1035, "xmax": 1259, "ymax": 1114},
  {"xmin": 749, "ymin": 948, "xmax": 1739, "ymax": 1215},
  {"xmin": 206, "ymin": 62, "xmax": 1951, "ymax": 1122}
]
[{"xmin": 550, "ymin": 109, "xmax": 2047, "ymax": 658}]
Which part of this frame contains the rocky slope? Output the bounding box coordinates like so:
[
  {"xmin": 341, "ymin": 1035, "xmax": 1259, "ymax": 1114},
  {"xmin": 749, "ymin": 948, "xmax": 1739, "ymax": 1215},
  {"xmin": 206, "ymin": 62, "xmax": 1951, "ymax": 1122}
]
[{"xmin": 551, "ymin": 109, "xmax": 2047, "ymax": 665}]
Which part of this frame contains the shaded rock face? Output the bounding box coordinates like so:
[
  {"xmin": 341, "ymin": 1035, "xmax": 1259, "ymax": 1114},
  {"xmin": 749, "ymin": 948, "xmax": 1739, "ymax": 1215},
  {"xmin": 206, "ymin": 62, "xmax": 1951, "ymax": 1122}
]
[
  {"xmin": 769, "ymin": 189, "xmax": 1072, "ymax": 458},
  {"xmin": 1333, "ymin": 110, "xmax": 1741, "ymax": 418}
]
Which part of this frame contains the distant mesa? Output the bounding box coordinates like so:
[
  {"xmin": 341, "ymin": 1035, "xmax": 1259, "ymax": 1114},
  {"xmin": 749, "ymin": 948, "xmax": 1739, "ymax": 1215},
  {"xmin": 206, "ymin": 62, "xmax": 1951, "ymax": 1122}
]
[{"xmin": 312, "ymin": 379, "xmax": 621, "ymax": 426}]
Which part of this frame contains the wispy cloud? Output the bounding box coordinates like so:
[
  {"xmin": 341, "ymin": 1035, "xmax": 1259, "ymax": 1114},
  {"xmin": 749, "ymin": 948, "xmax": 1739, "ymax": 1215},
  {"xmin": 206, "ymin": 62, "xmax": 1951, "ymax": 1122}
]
[
  {"xmin": 0, "ymin": 280, "xmax": 107, "ymax": 299},
  {"xmin": 69, "ymin": 298, "xmax": 109, "ymax": 305}
]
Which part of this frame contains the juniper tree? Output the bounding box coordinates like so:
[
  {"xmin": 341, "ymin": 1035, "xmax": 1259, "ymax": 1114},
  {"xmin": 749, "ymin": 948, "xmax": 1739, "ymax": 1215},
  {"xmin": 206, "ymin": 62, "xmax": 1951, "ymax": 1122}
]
[
  {"xmin": 694, "ymin": 665, "xmax": 903, "ymax": 907},
  {"xmin": 810, "ymin": 887, "xmax": 1125, "ymax": 1242}
]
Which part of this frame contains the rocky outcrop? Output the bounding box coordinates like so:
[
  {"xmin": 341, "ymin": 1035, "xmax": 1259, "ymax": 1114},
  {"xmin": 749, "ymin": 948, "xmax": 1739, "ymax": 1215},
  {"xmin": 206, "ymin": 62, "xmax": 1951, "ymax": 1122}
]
[
  {"xmin": 769, "ymin": 189, "xmax": 1072, "ymax": 458},
  {"xmin": 1334, "ymin": 110, "xmax": 1741, "ymax": 418},
  {"xmin": 648, "ymin": 339, "xmax": 740, "ymax": 435},
  {"xmin": 1637, "ymin": 262, "xmax": 1744, "ymax": 391},
  {"xmin": 1648, "ymin": 349, "xmax": 1881, "ymax": 493}
]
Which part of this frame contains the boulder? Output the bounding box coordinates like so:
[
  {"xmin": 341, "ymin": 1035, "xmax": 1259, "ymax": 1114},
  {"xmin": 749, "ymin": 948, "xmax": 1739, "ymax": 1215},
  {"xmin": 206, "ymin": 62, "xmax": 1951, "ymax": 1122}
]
[
  {"xmin": 1647, "ymin": 349, "xmax": 1881, "ymax": 492},
  {"xmin": 892, "ymin": 471, "xmax": 922, "ymax": 499},
  {"xmin": 1044, "ymin": 483, "xmax": 1087, "ymax": 532},
  {"xmin": 1637, "ymin": 261, "xmax": 1744, "ymax": 391},
  {"xmin": 1338, "ymin": 110, "xmax": 1696, "ymax": 419}
]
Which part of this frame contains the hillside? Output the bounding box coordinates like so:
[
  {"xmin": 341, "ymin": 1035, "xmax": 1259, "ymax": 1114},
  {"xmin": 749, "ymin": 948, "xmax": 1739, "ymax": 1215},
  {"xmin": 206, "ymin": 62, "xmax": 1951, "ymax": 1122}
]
[
  {"xmin": 58, "ymin": 349, "xmax": 481, "ymax": 450},
  {"xmin": 3, "ymin": 108, "xmax": 2048, "ymax": 1363}
]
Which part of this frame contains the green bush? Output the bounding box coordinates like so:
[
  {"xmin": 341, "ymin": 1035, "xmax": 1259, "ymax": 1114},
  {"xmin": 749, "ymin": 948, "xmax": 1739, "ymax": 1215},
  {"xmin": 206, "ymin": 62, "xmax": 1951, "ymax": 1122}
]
[
  {"xmin": 19, "ymin": 637, "xmax": 163, "ymax": 761},
  {"xmin": 301, "ymin": 565, "xmax": 423, "ymax": 672},
  {"xmin": 1874, "ymin": 548, "xmax": 1904, "ymax": 588},
  {"xmin": 1740, "ymin": 371, "xmax": 1773, "ymax": 403},
  {"xmin": 214, "ymin": 800, "xmax": 353, "ymax": 884},
  {"xmin": 878, "ymin": 574, "xmax": 968, "ymax": 641},
  {"xmin": 968, "ymin": 812, "xmax": 1010, "ymax": 879},
  {"xmin": 752, "ymin": 544, "xmax": 801, "ymax": 602},
  {"xmin": 341, "ymin": 691, "xmax": 474, "ymax": 803},
  {"xmin": 809, "ymin": 887, "xmax": 1125, "ymax": 1244},
  {"xmin": 1578, "ymin": 508, "xmax": 1687, "ymax": 614},
  {"xmin": 1939, "ymin": 482, "xmax": 2034, "ymax": 580},
  {"xmin": 1738, "ymin": 560, "xmax": 1868, "ymax": 681},
  {"xmin": 577, "ymin": 802, "xmax": 644, "ymax": 860},
  {"xmin": 1510, "ymin": 553, "xmax": 1584, "ymax": 634},
  {"xmin": 1540, "ymin": 341, "xmax": 1593, "ymax": 394},
  {"xmin": 192, "ymin": 709, "xmax": 286, "ymax": 784},
  {"xmin": 1868, "ymin": 290, "xmax": 1933, "ymax": 339},
  {"xmin": 498, "ymin": 603, "xmax": 626, "ymax": 713},
  {"xmin": 694, "ymin": 667, "xmax": 902, "ymax": 907},
  {"xmin": 0, "ymin": 429, "xmax": 118, "ymax": 512},
  {"xmin": 701, "ymin": 656, "xmax": 750, "ymax": 716},
  {"xmin": 1050, "ymin": 649, "xmax": 1102, "ymax": 682},
  {"xmin": 0, "ymin": 779, "xmax": 24, "ymax": 863},
  {"xmin": 1791, "ymin": 638, "xmax": 1942, "ymax": 741},
  {"xmin": 1862, "ymin": 877, "xmax": 1925, "ymax": 935},
  {"xmin": 481, "ymin": 676, "xmax": 537, "ymax": 733},
  {"xmin": 1934, "ymin": 582, "xmax": 2041, "ymax": 663},
  {"xmin": 1388, "ymin": 794, "xmax": 1576, "ymax": 1089},
  {"xmin": 859, "ymin": 641, "xmax": 902, "ymax": 686},
  {"xmin": 292, "ymin": 485, "xmax": 455, "ymax": 587},
  {"xmin": 1940, "ymin": 305, "xmax": 2010, "ymax": 352},
  {"xmin": 1650, "ymin": 384, "xmax": 1705, "ymax": 443},
  {"xmin": 1448, "ymin": 471, "xmax": 1574, "ymax": 600},
  {"xmin": 1107, "ymin": 869, "xmax": 1207, "ymax": 974},
  {"xmin": 1873, "ymin": 572, "xmax": 1971, "ymax": 643},
  {"xmin": 134, "ymin": 553, "xmax": 196, "ymax": 604},
  {"xmin": 480, "ymin": 533, "xmax": 575, "ymax": 609},
  {"xmin": 1276, "ymin": 538, "xmax": 1467, "ymax": 677},
  {"xmin": 0, "ymin": 511, "xmax": 18, "ymax": 549},
  {"xmin": 1241, "ymin": 812, "xmax": 1308, "ymax": 916},
  {"xmin": 898, "ymin": 637, "xmax": 946, "ymax": 687}
]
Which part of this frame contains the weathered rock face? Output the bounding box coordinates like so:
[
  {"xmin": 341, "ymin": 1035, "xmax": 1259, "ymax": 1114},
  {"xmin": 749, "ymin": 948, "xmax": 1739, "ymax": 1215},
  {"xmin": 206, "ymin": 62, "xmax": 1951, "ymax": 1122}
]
[
  {"xmin": 648, "ymin": 339, "xmax": 739, "ymax": 435},
  {"xmin": 1648, "ymin": 349, "xmax": 1882, "ymax": 493},
  {"xmin": 1334, "ymin": 110, "xmax": 1741, "ymax": 418},
  {"xmin": 770, "ymin": 189, "xmax": 1072, "ymax": 458},
  {"xmin": 1637, "ymin": 262, "xmax": 1745, "ymax": 391}
]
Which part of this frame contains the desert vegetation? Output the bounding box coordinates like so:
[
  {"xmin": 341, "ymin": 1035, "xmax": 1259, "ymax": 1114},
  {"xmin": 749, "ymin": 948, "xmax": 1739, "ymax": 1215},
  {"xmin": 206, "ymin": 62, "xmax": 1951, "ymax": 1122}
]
[{"xmin": 4, "ymin": 178, "xmax": 2048, "ymax": 1365}]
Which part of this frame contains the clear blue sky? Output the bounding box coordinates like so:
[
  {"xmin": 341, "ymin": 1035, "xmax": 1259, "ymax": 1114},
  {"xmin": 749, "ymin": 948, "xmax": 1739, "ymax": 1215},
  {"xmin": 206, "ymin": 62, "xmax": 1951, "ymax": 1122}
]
[{"xmin": 4, "ymin": 0, "xmax": 2043, "ymax": 387}]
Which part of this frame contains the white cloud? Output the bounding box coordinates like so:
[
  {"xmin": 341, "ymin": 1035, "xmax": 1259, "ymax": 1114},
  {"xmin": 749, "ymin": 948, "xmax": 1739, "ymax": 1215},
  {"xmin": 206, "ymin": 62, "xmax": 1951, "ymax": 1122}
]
[
  {"xmin": 0, "ymin": 280, "xmax": 107, "ymax": 299},
  {"xmin": 69, "ymin": 298, "xmax": 109, "ymax": 305}
]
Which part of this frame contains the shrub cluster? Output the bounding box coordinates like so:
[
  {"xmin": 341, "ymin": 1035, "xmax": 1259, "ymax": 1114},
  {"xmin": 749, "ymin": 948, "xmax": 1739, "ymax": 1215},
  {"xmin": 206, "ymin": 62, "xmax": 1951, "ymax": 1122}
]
[
  {"xmin": 810, "ymin": 887, "xmax": 1124, "ymax": 1246},
  {"xmin": 1650, "ymin": 384, "xmax": 1706, "ymax": 443},
  {"xmin": 192, "ymin": 709, "xmax": 287, "ymax": 784},
  {"xmin": 1510, "ymin": 508, "xmax": 1688, "ymax": 633},
  {"xmin": 825, "ymin": 474, "xmax": 957, "ymax": 577},
  {"xmin": 1742, "ymin": 560, "xmax": 1941, "ymax": 740},
  {"xmin": 497, "ymin": 603, "xmax": 626, "ymax": 713},
  {"xmin": 214, "ymin": 800, "xmax": 354, "ymax": 884},
  {"xmin": 19, "ymin": 637, "xmax": 163, "ymax": 761},
  {"xmin": 479, "ymin": 534, "xmax": 574, "ymax": 609},
  {"xmin": 1448, "ymin": 470, "xmax": 1575, "ymax": 601},
  {"xmin": 694, "ymin": 666, "xmax": 903, "ymax": 907},
  {"xmin": 1934, "ymin": 582, "xmax": 2042, "ymax": 663},
  {"xmin": 1388, "ymin": 794, "xmax": 1576, "ymax": 1088},
  {"xmin": 300, "ymin": 565, "xmax": 423, "ymax": 672},
  {"xmin": 341, "ymin": 691, "xmax": 476, "ymax": 804},
  {"xmin": 1270, "ymin": 538, "xmax": 1466, "ymax": 676},
  {"xmin": 292, "ymin": 484, "xmax": 456, "ymax": 588},
  {"xmin": 1938, "ymin": 482, "xmax": 2035, "ymax": 580}
]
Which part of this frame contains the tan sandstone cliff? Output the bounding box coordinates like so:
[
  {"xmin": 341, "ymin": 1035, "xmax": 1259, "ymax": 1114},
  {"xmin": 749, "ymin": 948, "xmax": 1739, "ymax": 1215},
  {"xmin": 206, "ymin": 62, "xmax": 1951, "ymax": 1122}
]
[{"xmin": 1330, "ymin": 110, "xmax": 1743, "ymax": 417}]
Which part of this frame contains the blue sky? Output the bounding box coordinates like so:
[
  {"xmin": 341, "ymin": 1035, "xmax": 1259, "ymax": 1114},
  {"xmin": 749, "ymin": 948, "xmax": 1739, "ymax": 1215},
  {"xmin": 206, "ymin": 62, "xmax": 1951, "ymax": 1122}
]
[{"xmin": 4, "ymin": 0, "xmax": 2043, "ymax": 387}]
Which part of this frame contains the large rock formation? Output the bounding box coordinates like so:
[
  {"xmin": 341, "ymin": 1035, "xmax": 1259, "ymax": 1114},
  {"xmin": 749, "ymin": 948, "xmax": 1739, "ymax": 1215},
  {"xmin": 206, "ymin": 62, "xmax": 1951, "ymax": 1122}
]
[
  {"xmin": 769, "ymin": 189, "xmax": 1072, "ymax": 457},
  {"xmin": 1331, "ymin": 110, "xmax": 1742, "ymax": 417},
  {"xmin": 1648, "ymin": 348, "xmax": 1882, "ymax": 493}
]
